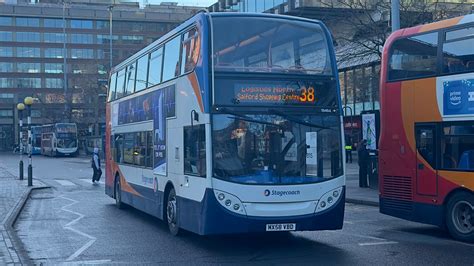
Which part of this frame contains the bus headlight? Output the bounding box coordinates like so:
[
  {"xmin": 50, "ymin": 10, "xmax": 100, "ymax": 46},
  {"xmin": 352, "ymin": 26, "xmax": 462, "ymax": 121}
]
[
  {"xmin": 214, "ymin": 189, "xmax": 247, "ymax": 215},
  {"xmin": 315, "ymin": 187, "xmax": 343, "ymax": 213}
]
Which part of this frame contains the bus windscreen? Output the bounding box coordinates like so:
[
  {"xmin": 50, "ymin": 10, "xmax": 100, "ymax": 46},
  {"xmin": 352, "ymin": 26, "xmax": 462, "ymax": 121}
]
[{"xmin": 212, "ymin": 16, "xmax": 332, "ymax": 75}]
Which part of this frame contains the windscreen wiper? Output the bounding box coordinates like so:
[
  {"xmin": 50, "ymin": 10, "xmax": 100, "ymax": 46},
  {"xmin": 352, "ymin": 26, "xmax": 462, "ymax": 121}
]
[{"xmin": 268, "ymin": 109, "xmax": 332, "ymax": 130}]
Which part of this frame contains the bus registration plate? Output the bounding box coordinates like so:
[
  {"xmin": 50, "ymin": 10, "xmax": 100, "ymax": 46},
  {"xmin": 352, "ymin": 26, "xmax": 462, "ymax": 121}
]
[{"xmin": 266, "ymin": 223, "xmax": 296, "ymax": 231}]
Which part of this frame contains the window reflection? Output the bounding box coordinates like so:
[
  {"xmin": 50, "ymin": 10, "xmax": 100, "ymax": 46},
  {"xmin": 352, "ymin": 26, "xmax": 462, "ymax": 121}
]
[
  {"xmin": 213, "ymin": 17, "xmax": 331, "ymax": 75},
  {"xmin": 212, "ymin": 113, "xmax": 342, "ymax": 184}
]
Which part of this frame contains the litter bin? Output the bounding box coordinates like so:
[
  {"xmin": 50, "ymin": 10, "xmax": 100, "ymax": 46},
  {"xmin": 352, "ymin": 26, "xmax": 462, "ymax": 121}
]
[{"xmin": 368, "ymin": 151, "xmax": 378, "ymax": 189}]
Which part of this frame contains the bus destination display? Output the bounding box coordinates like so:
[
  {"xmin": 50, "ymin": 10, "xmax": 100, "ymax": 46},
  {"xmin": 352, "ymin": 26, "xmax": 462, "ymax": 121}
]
[{"xmin": 234, "ymin": 84, "xmax": 316, "ymax": 105}]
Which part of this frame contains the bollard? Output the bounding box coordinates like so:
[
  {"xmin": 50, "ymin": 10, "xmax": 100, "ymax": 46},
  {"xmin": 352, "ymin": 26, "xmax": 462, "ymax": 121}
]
[
  {"xmin": 28, "ymin": 163, "xmax": 33, "ymax": 187},
  {"xmin": 19, "ymin": 160, "xmax": 24, "ymax": 180}
]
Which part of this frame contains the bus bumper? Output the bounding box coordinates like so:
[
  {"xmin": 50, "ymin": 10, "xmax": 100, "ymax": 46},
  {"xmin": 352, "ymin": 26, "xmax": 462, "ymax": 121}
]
[{"xmin": 179, "ymin": 187, "xmax": 345, "ymax": 235}]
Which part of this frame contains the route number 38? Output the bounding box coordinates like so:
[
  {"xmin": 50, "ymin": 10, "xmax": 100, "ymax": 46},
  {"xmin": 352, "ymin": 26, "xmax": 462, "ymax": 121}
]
[{"xmin": 299, "ymin": 87, "xmax": 315, "ymax": 102}]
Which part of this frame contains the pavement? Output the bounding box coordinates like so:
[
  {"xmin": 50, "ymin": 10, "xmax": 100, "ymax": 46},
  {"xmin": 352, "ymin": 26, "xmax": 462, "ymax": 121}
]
[
  {"xmin": 345, "ymin": 162, "xmax": 379, "ymax": 206},
  {"xmin": 0, "ymin": 159, "xmax": 47, "ymax": 265}
]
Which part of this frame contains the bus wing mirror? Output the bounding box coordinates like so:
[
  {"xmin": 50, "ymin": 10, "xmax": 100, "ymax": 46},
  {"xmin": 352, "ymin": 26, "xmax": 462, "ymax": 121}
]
[{"xmin": 191, "ymin": 110, "xmax": 199, "ymax": 127}]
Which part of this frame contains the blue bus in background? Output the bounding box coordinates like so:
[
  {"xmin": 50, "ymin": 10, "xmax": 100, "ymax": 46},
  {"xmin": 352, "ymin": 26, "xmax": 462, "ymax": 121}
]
[
  {"xmin": 31, "ymin": 126, "xmax": 42, "ymax": 155},
  {"xmin": 20, "ymin": 126, "xmax": 41, "ymax": 155},
  {"xmin": 105, "ymin": 12, "xmax": 345, "ymax": 236}
]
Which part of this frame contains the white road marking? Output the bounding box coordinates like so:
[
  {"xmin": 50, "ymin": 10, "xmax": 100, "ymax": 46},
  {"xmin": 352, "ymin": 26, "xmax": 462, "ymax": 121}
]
[
  {"xmin": 55, "ymin": 180, "xmax": 77, "ymax": 186},
  {"xmin": 58, "ymin": 196, "xmax": 97, "ymax": 262},
  {"xmin": 343, "ymin": 221, "xmax": 354, "ymax": 224},
  {"xmin": 79, "ymin": 178, "xmax": 105, "ymax": 185},
  {"xmin": 61, "ymin": 259, "xmax": 112, "ymax": 265},
  {"xmin": 359, "ymin": 241, "xmax": 398, "ymax": 246}
]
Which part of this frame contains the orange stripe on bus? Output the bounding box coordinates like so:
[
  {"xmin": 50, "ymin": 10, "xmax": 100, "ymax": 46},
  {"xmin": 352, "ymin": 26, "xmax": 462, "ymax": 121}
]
[
  {"xmin": 114, "ymin": 165, "xmax": 142, "ymax": 197},
  {"xmin": 419, "ymin": 16, "xmax": 463, "ymax": 32},
  {"xmin": 188, "ymin": 73, "xmax": 204, "ymax": 112},
  {"xmin": 438, "ymin": 171, "xmax": 474, "ymax": 191},
  {"xmin": 400, "ymin": 78, "xmax": 442, "ymax": 153}
]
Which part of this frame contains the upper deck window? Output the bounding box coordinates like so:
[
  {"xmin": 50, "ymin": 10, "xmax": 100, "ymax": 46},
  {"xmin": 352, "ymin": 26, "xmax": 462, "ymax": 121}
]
[
  {"xmin": 108, "ymin": 72, "xmax": 117, "ymax": 102},
  {"xmin": 181, "ymin": 27, "xmax": 200, "ymax": 74},
  {"xmin": 442, "ymin": 26, "xmax": 474, "ymax": 75},
  {"xmin": 388, "ymin": 32, "xmax": 438, "ymax": 81},
  {"xmin": 162, "ymin": 35, "xmax": 182, "ymax": 82},
  {"xmin": 212, "ymin": 16, "xmax": 332, "ymax": 75}
]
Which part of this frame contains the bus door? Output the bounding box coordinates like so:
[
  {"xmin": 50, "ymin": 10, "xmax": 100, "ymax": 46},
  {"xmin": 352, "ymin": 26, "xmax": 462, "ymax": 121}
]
[{"xmin": 415, "ymin": 124, "xmax": 438, "ymax": 196}]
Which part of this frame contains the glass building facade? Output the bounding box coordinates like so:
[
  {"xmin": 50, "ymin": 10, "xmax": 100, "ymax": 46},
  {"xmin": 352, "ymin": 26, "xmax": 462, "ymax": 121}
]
[{"xmin": 0, "ymin": 1, "xmax": 199, "ymax": 151}]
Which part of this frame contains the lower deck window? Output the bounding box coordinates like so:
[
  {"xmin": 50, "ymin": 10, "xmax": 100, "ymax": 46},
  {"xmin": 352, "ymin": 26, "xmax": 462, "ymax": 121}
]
[{"xmin": 184, "ymin": 124, "xmax": 206, "ymax": 177}]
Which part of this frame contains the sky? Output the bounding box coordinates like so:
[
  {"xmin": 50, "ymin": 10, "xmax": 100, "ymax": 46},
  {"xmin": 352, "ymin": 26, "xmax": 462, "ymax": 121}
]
[{"xmin": 147, "ymin": 0, "xmax": 216, "ymax": 6}]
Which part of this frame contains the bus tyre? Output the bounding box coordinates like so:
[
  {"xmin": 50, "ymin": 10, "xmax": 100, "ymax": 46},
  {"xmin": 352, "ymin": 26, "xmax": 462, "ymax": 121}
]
[
  {"xmin": 166, "ymin": 188, "xmax": 180, "ymax": 236},
  {"xmin": 115, "ymin": 177, "xmax": 124, "ymax": 209},
  {"xmin": 446, "ymin": 191, "xmax": 474, "ymax": 243}
]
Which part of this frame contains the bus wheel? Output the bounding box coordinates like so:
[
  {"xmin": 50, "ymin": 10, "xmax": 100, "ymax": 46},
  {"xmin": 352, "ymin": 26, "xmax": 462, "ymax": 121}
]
[
  {"xmin": 446, "ymin": 191, "xmax": 474, "ymax": 243},
  {"xmin": 166, "ymin": 188, "xmax": 180, "ymax": 236},
  {"xmin": 115, "ymin": 176, "xmax": 124, "ymax": 209}
]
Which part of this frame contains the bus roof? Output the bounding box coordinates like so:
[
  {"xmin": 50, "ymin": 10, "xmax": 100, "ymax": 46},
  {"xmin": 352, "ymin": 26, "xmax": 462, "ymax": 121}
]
[
  {"xmin": 391, "ymin": 14, "xmax": 474, "ymax": 39},
  {"xmin": 111, "ymin": 12, "xmax": 325, "ymax": 74}
]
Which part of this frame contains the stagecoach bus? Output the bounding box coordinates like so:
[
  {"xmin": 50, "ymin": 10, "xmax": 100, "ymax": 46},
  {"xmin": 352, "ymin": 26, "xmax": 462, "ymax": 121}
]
[
  {"xmin": 379, "ymin": 14, "xmax": 474, "ymax": 242},
  {"xmin": 41, "ymin": 123, "xmax": 78, "ymax": 156},
  {"xmin": 105, "ymin": 12, "xmax": 345, "ymax": 235}
]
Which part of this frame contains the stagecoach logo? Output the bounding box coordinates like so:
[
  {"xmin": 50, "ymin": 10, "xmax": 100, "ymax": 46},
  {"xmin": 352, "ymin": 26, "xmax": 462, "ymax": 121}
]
[{"xmin": 264, "ymin": 189, "xmax": 300, "ymax": 197}]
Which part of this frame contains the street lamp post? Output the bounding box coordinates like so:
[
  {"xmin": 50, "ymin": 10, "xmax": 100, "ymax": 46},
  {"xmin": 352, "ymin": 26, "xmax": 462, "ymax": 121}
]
[
  {"xmin": 391, "ymin": 0, "xmax": 400, "ymax": 32},
  {"xmin": 17, "ymin": 103, "xmax": 25, "ymax": 180},
  {"xmin": 108, "ymin": 4, "xmax": 114, "ymax": 71},
  {"xmin": 62, "ymin": 0, "xmax": 69, "ymax": 122},
  {"xmin": 24, "ymin": 96, "xmax": 34, "ymax": 187}
]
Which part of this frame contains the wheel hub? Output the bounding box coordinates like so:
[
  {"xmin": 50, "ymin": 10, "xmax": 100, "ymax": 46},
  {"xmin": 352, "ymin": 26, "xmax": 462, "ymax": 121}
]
[{"xmin": 452, "ymin": 200, "xmax": 473, "ymax": 234}]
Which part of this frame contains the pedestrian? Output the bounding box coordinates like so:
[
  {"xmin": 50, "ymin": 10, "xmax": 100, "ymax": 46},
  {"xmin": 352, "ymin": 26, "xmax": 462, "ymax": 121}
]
[
  {"xmin": 357, "ymin": 139, "xmax": 369, "ymax": 188},
  {"xmin": 345, "ymin": 135, "xmax": 353, "ymax": 163},
  {"xmin": 91, "ymin": 147, "xmax": 102, "ymax": 183}
]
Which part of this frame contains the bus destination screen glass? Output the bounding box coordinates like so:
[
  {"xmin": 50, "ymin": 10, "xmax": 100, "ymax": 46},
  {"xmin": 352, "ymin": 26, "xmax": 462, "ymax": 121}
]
[
  {"xmin": 212, "ymin": 16, "xmax": 332, "ymax": 75},
  {"xmin": 214, "ymin": 79, "xmax": 338, "ymax": 108},
  {"xmin": 56, "ymin": 124, "xmax": 77, "ymax": 134}
]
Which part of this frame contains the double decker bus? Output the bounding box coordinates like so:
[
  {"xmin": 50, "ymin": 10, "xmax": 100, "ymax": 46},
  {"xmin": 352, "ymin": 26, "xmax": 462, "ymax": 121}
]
[
  {"xmin": 379, "ymin": 14, "xmax": 474, "ymax": 242},
  {"xmin": 41, "ymin": 123, "xmax": 78, "ymax": 156},
  {"xmin": 20, "ymin": 127, "xmax": 41, "ymax": 155},
  {"xmin": 106, "ymin": 12, "xmax": 345, "ymax": 235}
]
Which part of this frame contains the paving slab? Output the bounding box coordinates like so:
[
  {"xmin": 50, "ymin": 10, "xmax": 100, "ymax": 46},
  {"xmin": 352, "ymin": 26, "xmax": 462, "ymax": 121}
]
[{"xmin": 0, "ymin": 159, "xmax": 47, "ymax": 265}]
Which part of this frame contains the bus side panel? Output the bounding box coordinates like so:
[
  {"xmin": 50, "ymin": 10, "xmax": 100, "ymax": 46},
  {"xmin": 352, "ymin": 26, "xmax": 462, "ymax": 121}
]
[
  {"xmin": 379, "ymin": 197, "xmax": 444, "ymax": 227},
  {"xmin": 105, "ymin": 103, "xmax": 114, "ymax": 198},
  {"xmin": 120, "ymin": 183, "xmax": 164, "ymax": 219}
]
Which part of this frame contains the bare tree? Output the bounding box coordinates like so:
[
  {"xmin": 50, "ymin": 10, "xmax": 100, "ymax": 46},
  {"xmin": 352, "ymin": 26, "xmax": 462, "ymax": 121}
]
[{"xmin": 315, "ymin": 0, "xmax": 472, "ymax": 68}]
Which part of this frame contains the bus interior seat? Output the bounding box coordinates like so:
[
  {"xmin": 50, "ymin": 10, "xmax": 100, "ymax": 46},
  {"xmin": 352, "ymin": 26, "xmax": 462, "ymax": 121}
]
[
  {"xmin": 448, "ymin": 60, "xmax": 465, "ymax": 73},
  {"xmin": 466, "ymin": 61, "xmax": 474, "ymax": 70},
  {"xmin": 458, "ymin": 150, "xmax": 474, "ymax": 170}
]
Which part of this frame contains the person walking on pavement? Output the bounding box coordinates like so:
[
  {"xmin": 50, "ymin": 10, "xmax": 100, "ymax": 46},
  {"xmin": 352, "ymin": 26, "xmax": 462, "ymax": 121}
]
[
  {"xmin": 91, "ymin": 147, "xmax": 102, "ymax": 183},
  {"xmin": 357, "ymin": 139, "xmax": 369, "ymax": 188}
]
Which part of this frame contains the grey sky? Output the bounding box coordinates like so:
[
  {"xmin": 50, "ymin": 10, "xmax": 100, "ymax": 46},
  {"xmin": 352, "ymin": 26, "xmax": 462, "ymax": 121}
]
[{"xmin": 147, "ymin": 0, "xmax": 216, "ymax": 6}]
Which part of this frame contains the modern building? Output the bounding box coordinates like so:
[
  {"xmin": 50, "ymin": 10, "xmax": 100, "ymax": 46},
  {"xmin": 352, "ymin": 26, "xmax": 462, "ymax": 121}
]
[
  {"xmin": 209, "ymin": 0, "xmax": 473, "ymax": 141},
  {"xmin": 0, "ymin": 0, "xmax": 200, "ymax": 151}
]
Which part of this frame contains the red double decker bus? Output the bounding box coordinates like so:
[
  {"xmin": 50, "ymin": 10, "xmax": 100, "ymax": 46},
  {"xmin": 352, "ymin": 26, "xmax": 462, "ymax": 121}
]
[{"xmin": 379, "ymin": 15, "xmax": 474, "ymax": 242}]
